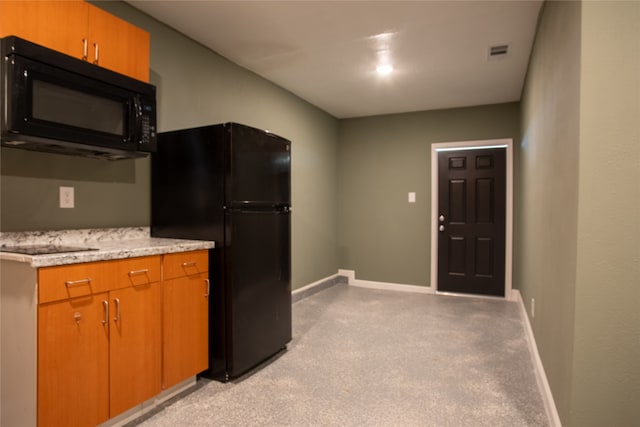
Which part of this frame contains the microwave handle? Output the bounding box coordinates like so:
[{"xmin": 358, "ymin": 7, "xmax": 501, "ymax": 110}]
[{"xmin": 132, "ymin": 96, "xmax": 143, "ymax": 145}]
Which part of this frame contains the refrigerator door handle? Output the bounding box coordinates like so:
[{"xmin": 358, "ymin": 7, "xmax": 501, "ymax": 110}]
[{"xmin": 231, "ymin": 209, "xmax": 291, "ymax": 215}]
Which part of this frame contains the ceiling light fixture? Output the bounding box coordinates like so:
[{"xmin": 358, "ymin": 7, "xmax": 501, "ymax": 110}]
[
  {"xmin": 371, "ymin": 31, "xmax": 397, "ymax": 77},
  {"xmin": 376, "ymin": 64, "xmax": 394, "ymax": 75}
]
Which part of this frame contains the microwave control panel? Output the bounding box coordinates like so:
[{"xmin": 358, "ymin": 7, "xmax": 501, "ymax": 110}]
[{"xmin": 138, "ymin": 101, "xmax": 157, "ymax": 151}]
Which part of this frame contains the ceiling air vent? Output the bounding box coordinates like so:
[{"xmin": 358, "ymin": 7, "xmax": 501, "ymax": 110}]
[{"xmin": 488, "ymin": 44, "xmax": 510, "ymax": 60}]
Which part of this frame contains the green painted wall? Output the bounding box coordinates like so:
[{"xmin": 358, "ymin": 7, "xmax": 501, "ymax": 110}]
[
  {"xmin": 338, "ymin": 103, "xmax": 520, "ymax": 286},
  {"xmin": 518, "ymin": 1, "xmax": 640, "ymax": 425},
  {"xmin": 516, "ymin": 1, "xmax": 581, "ymax": 422},
  {"xmin": 572, "ymin": 1, "xmax": 640, "ymax": 425},
  {"xmin": 0, "ymin": 1, "xmax": 340, "ymax": 290}
]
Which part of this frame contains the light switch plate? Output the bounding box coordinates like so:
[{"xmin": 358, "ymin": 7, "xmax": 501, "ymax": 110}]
[
  {"xmin": 60, "ymin": 186, "xmax": 74, "ymax": 208},
  {"xmin": 408, "ymin": 192, "xmax": 416, "ymax": 203}
]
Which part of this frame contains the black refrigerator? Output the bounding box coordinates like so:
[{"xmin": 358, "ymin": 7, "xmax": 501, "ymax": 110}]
[{"xmin": 151, "ymin": 122, "xmax": 292, "ymax": 381}]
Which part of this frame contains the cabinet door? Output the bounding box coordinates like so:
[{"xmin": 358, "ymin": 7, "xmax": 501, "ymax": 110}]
[
  {"xmin": 163, "ymin": 273, "xmax": 209, "ymax": 388},
  {"xmin": 0, "ymin": 0, "xmax": 89, "ymax": 60},
  {"xmin": 109, "ymin": 283, "xmax": 161, "ymax": 417},
  {"xmin": 0, "ymin": 1, "xmax": 150, "ymax": 82},
  {"xmin": 88, "ymin": 4, "xmax": 150, "ymax": 82},
  {"xmin": 38, "ymin": 294, "xmax": 109, "ymax": 427}
]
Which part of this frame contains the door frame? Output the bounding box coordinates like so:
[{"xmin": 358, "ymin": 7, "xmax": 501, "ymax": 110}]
[{"xmin": 430, "ymin": 138, "xmax": 514, "ymax": 299}]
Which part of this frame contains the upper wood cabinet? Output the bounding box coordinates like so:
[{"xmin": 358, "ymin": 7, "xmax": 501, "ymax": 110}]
[
  {"xmin": 0, "ymin": 1, "xmax": 88, "ymax": 59},
  {"xmin": 0, "ymin": 0, "xmax": 150, "ymax": 82},
  {"xmin": 87, "ymin": 5, "xmax": 150, "ymax": 82}
]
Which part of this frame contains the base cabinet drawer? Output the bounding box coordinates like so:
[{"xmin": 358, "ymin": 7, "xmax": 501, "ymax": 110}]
[
  {"xmin": 163, "ymin": 250, "xmax": 208, "ymax": 280},
  {"xmin": 38, "ymin": 262, "xmax": 108, "ymax": 304}
]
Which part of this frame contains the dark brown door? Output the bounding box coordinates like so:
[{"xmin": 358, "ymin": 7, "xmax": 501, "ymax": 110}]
[{"xmin": 437, "ymin": 148, "xmax": 506, "ymax": 296}]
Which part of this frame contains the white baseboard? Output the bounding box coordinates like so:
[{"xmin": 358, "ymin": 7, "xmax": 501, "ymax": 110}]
[
  {"xmin": 512, "ymin": 289, "xmax": 562, "ymax": 427},
  {"xmin": 340, "ymin": 269, "xmax": 433, "ymax": 294},
  {"xmin": 338, "ymin": 269, "xmax": 355, "ymax": 284},
  {"xmin": 436, "ymin": 290, "xmax": 511, "ymax": 301},
  {"xmin": 292, "ymin": 272, "xmax": 340, "ymax": 296}
]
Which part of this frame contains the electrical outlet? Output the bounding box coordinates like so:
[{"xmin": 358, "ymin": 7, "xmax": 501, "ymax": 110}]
[
  {"xmin": 531, "ymin": 298, "xmax": 535, "ymax": 318},
  {"xmin": 60, "ymin": 186, "xmax": 74, "ymax": 209}
]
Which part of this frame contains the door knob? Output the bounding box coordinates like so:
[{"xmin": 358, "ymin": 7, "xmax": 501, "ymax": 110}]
[
  {"xmin": 439, "ymin": 225, "xmax": 445, "ymax": 232},
  {"xmin": 439, "ymin": 215, "xmax": 445, "ymax": 222}
]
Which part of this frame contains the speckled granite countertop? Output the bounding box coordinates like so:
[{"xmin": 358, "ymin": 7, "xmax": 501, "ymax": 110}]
[{"xmin": 0, "ymin": 227, "xmax": 215, "ymax": 268}]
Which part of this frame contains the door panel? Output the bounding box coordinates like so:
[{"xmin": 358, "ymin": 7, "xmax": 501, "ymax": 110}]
[
  {"xmin": 438, "ymin": 148, "xmax": 506, "ymax": 296},
  {"xmin": 449, "ymin": 180, "xmax": 467, "ymax": 223},
  {"xmin": 37, "ymin": 295, "xmax": 109, "ymax": 427},
  {"xmin": 88, "ymin": 4, "xmax": 150, "ymax": 82},
  {"xmin": 226, "ymin": 123, "xmax": 291, "ymax": 206},
  {"xmin": 152, "ymin": 125, "xmax": 225, "ymax": 242},
  {"xmin": 0, "ymin": 1, "xmax": 89, "ymax": 60},
  {"xmin": 225, "ymin": 209, "xmax": 291, "ymax": 377},
  {"xmin": 109, "ymin": 284, "xmax": 161, "ymax": 417},
  {"xmin": 163, "ymin": 273, "xmax": 209, "ymax": 389},
  {"xmin": 476, "ymin": 179, "xmax": 495, "ymax": 223}
]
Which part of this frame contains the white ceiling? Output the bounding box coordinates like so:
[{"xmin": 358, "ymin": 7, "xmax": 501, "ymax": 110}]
[{"xmin": 127, "ymin": 1, "xmax": 543, "ymax": 119}]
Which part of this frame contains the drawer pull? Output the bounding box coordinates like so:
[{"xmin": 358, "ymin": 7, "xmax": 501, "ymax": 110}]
[
  {"xmin": 181, "ymin": 261, "xmax": 197, "ymax": 268},
  {"xmin": 113, "ymin": 298, "xmax": 121, "ymax": 322},
  {"xmin": 65, "ymin": 278, "xmax": 92, "ymax": 287},
  {"xmin": 102, "ymin": 300, "xmax": 109, "ymax": 325},
  {"xmin": 93, "ymin": 42, "xmax": 99, "ymax": 64},
  {"xmin": 205, "ymin": 279, "xmax": 210, "ymax": 297},
  {"xmin": 82, "ymin": 38, "xmax": 88, "ymax": 61},
  {"xmin": 128, "ymin": 269, "xmax": 149, "ymax": 276}
]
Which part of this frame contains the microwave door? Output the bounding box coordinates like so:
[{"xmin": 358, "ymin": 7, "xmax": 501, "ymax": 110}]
[
  {"xmin": 1, "ymin": 36, "xmax": 157, "ymax": 159},
  {"xmin": 30, "ymin": 79, "xmax": 128, "ymax": 141},
  {"xmin": 3, "ymin": 55, "xmax": 133, "ymax": 153}
]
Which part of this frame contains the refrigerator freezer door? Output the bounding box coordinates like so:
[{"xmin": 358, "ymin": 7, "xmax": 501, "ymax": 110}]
[
  {"xmin": 225, "ymin": 208, "xmax": 292, "ymax": 378},
  {"xmin": 152, "ymin": 125, "xmax": 225, "ymax": 242},
  {"xmin": 226, "ymin": 123, "xmax": 291, "ymax": 206}
]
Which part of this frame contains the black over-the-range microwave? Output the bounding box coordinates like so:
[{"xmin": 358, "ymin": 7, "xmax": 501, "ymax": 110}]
[{"xmin": 0, "ymin": 36, "xmax": 156, "ymax": 160}]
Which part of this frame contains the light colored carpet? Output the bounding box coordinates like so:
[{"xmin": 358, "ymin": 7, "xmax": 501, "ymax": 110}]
[{"xmin": 133, "ymin": 283, "xmax": 548, "ymax": 426}]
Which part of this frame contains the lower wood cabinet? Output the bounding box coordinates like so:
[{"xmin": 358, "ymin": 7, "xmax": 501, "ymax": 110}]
[
  {"xmin": 36, "ymin": 254, "xmax": 173, "ymax": 426},
  {"xmin": 162, "ymin": 250, "xmax": 209, "ymax": 389},
  {"xmin": 0, "ymin": 248, "xmax": 210, "ymax": 427},
  {"xmin": 35, "ymin": 251, "xmax": 209, "ymax": 426},
  {"xmin": 109, "ymin": 282, "xmax": 162, "ymax": 416},
  {"xmin": 37, "ymin": 294, "xmax": 110, "ymax": 426}
]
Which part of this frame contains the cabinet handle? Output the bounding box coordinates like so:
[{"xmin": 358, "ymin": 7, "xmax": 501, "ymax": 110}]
[
  {"xmin": 128, "ymin": 269, "xmax": 149, "ymax": 276},
  {"xmin": 65, "ymin": 278, "xmax": 92, "ymax": 287},
  {"xmin": 102, "ymin": 300, "xmax": 109, "ymax": 325},
  {"xmin": 82, "ymin": 38, "xmax": 88, "ymax": 61},
  {"xmin": 113, "ymin": 298, "xmax": 120, "ymax": 322},
  {"xmin": 181, "ymin": 261, "xmax": 197, "ymax": 268},
  {"xmin": 93, "ymin": 42, "xmax": 99, "ymax": 65},
  {"xmin": 205, "ymin": 279, "xmax": 210, "ymax": 298}
]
